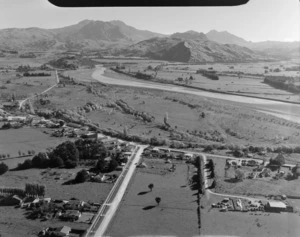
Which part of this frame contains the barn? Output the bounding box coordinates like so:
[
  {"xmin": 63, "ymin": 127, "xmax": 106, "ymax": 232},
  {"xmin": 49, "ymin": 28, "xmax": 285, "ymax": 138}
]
[{"xmin": 265, "ymin": 201, "xmax": 287, "ymax": 213}]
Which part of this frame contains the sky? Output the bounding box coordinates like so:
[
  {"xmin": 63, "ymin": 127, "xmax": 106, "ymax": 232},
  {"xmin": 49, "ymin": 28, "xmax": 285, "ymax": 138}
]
[{"xmin": 0, "ymin": 0, "xmax": 299, "ymax": 42}]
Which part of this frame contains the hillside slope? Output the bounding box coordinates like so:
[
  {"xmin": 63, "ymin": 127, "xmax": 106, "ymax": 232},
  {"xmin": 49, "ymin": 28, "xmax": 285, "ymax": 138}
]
[
  {"xmin": 206, "ymin": 30, "xmax": 300, "ymax": 59},
  {"xmin": 0, "ymin": 20, "xmax": 164, "ymax": 51},
  {"xmin": 117, "ymin": 32, "xmax": 269, "ymax": 63}
]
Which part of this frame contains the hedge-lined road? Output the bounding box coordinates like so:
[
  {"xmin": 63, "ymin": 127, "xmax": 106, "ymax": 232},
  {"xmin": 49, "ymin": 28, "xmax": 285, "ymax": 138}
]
[{"xmin": 85, "ymin": 145, "xmax": 146, "ymax": 237}]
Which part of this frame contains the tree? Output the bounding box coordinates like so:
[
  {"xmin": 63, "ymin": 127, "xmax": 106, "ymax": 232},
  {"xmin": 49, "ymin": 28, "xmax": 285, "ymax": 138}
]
[
  {"xmin": 107, "ymin": 158, "xmax": 119, "ymax": 172},
  {"xmin": 123, "ymin": 126, "xmax": 128, "ymax": 137},
  {"xmin": 96, "ymin": 158, "xmax": 106, "ymax": 172},
  {"xmin": 48, "ymin": 156, "xmax": 64, "ymax": 168},
  {"xmin": 64, "ymin": 159, "xmax": 77, "ymax": 169},
  {"xmin": 75, "ymin": 169, "xmax": 89, "ymax": 183},
  {"xmin": 235, "ymin": 169, "xmax": 245, "ymax": 181},
  {"xmin": 269, "ymin": 153, "xmax": 285, "ymax": 167},
  {"xmin": 148, "ymin": 183, "xmax": 154, "ymax": 192},
  {"xmin": 32, "ymin": 152, "xmax": 49, "ymax": 168},
  {"xmin": 49, "ymin": 141, "xmax": 79, "ymax": 166},
  {"xmin": 292, "ymin": 163, "xmax": 300, "ymax": 179},
  {"xmin": 0, "ymin": 162, "xmax": 8, "ymax": 175},
  {"xmin": 17, "ymin": 159, "xmax": 32, "ymax": 170},
  {"xmin": 155, "ymin": 197, "xmax": 161, "ymax": 206}
]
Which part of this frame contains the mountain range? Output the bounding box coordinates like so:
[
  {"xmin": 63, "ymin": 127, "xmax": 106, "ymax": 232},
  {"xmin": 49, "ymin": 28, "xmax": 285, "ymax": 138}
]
[{"xmin": 0, "ymin": 20, "xmax": 298, "ymax": 63}]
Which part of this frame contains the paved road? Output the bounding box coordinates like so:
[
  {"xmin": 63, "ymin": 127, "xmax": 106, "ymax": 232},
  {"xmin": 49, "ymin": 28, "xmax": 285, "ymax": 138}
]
[
  {"xmin": 85, "ymin": 145, "xmax": 146, "ymax": 237},
  {"xmin": 18, "ymin": 70, "xmax": 59, "ymax": 109}
]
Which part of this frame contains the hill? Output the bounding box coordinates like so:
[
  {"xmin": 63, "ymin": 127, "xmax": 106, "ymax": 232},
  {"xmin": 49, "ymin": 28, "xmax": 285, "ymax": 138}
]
[
  {"xmin": 206, "ymin": 30, "xmax": 249, "ymax": 46},
  {"xmin": 116, "ymin": 32, "xmax": 269, "ymax": 63},
  {"xmin": 206, "ymin": 30, "xmax": 300, "ymax": 59},
  {"xmin": 0, "ymin": 20, "xmax": 164, "ymax": 51}
]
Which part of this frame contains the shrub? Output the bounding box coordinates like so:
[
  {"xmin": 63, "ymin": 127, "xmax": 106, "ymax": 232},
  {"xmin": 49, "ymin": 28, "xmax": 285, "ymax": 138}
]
[{"xmin": 0, "ymin": 162, "xmax": 8, "ymax": 175}]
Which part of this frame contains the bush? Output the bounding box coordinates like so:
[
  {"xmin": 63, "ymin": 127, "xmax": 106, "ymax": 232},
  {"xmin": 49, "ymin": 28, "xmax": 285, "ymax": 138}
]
[
  {"xmin": 75, "ymin": 169, "xmax": 89, "ymax": 183},
  {"xmin": 0, "ymin": 162, "xmax": 8, "ymax": 175}
]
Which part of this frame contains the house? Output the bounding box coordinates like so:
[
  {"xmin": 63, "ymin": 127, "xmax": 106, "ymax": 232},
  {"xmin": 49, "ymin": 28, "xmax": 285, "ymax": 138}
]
[
  {"xmin": 22, "ymin": 196, "xmax": 39, "ymax": 208},
  {"xmin": 0, "ymin": 195, "xmax": 23, "ymax": 206},
  {"xmin": 137, "ymin": 162, "xmax": 148, "ymax": 168},
  {"xmin": 64, "ymin": 200, "xmax": 85, "ymax": 210},
  {"xmin": 56, "ymin": 226, "xmax": 71, "ymax": 236},
  {"xmin": 247, "ymin": 160, "xmax": 258, "ymax": 166},
  {"xmin": 60, "ymin": 210, "xmax": 81, "ymax": 221},
  {"xmin": 265, "ymin": 201, "xmax": 287, "ymax": 213},
  {"xmin": 183, "ymin": 153, "xmax": 193, "ymax": 160},
  {"xmin": 7, "ymin": 116, "xmax": 27, "ymax": 122},
  {"xmin": 1, "ymin": 102, "xmax": 19, "ymax": 109},
  {"xmin": 40, "ymin": 226, "xmax": 71, "ymax": 237}
]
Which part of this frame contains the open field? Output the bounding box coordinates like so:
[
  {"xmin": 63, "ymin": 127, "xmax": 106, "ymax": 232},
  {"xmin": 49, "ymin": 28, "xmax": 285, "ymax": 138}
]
[
  {"xmin": 106, "ymin": 157, "xmax": 300, "ymax": 237},
  {"xmin": 0, "ymin": 70, "xmax": 57, "ymax": 101},
  {"xmin": 34, "ymin": 70, "xmax": 300, "ymax": 150},
  {"xmin": 0, "ymin": 127, "xmax": 69, "ymax": 167},
  {"xmin": 106, "ymin": 159, "xmax": 200, "ymax": 236}
]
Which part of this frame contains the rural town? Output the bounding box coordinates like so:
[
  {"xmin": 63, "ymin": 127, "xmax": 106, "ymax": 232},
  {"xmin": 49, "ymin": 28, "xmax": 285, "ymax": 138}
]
[{"xmin": 0, "ymin": 0, "xmax": 300, "ymax": 236}]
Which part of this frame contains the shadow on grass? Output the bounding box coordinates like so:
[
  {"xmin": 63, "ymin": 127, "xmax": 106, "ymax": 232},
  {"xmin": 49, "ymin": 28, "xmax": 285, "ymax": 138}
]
[
  {"xmin": 224, "ymin": 178, "xmax": 242, "ymax": 183},
  {"xmin": 62, "ymin": 180, "xmax": 76, "ymax": 185},
  {"xmin": 138, "ymin": 191, "xmax": 150, "ymax": 196},
  {"xmin": 180, "ymin": 185, "xmax": 187, "ymax": 188},
  {"xmin": 143, "ymin": 205, "xmax": 156, "ymax": 210}
]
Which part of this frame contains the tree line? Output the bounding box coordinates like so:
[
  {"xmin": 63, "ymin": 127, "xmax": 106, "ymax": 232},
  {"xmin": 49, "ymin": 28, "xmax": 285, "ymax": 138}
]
[
  {"xmin": 15, "ymin": 139, "xmax": 122, "ymax": 173},
  {"xmin": 23, "ymin": 72, "xmax": 51, "ymax": 77},
  {"xmin": 264, "ymin": 76, "xmax": 300, "ymax": 93},
  {"xmin": 196, "ymin": 69, "xmax": 219, "ymax": 80}
]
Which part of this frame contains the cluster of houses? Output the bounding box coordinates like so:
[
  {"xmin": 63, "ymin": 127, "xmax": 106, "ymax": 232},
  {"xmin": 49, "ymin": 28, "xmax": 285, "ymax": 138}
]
[
  {"xmin": 0, "ymin": 112, "xmax": 64, "ymax": 130},
  {"xmin": 212, "ymin": 197, "xmax": 293, "ymax": 214},
  {"xmin": 38, "ymin": 226, "xmax": 72, "ymax": 237},
  {"xmin": 142, "ymin": 147, "xmax": 195, "ymax": 161},
  {"xmin": 1, "ymin": 195, "xmax": 99, "ymax": 223}
]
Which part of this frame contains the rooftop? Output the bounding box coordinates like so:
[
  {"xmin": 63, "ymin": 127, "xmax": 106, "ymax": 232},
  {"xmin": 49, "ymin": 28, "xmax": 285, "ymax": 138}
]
[{"xmin": 267, "ymin": 201, "xmax": 287, "ymax": 208}]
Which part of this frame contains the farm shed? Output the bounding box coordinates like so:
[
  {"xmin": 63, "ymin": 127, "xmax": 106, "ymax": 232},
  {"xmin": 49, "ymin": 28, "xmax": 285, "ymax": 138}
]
[{"xmin": 265, "ymin": 201, "xmax": 287, "ymax": 213}]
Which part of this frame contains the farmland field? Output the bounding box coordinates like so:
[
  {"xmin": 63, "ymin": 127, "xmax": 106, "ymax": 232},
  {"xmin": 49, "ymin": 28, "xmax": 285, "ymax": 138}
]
[
  {"xmin": 106, "ymin": 159, "xmax": 200, "ymax": 236},
  {"xmin": 0, "ymin": 127, "xmax": 69, "ymax": 167}
]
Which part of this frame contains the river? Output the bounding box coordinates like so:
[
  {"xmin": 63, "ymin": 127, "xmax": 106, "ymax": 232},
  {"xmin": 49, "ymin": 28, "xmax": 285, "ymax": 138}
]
[{"xmin": 92, "ymin": 66, "xmax": 300, "ymax": 123}]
